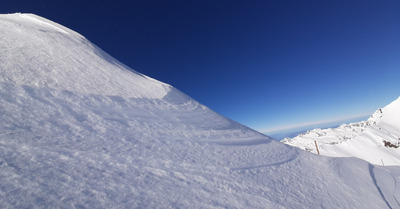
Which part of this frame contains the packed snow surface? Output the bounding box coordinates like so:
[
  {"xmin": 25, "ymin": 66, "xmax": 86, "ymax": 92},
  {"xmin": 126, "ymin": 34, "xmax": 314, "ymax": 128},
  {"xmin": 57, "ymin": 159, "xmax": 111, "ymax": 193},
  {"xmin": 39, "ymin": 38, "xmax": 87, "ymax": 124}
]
[
  {"xmin": 0, "ymin": 13, "xmax": 169, "ymax": 99},
  {"xmin": 283, "ymin": 98, "xmax": 400, "ymax": 166},
  {"xmin": 1, "ymin": 13, "xmax": 399, "ymax": 208}
]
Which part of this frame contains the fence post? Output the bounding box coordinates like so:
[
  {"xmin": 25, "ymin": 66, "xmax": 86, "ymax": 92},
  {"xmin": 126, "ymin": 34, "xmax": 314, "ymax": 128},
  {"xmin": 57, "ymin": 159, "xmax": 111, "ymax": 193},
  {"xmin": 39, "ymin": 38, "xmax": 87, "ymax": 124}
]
[{"xmin": 314, "ymin": 141, "xmax": 320, "ymax": 155}]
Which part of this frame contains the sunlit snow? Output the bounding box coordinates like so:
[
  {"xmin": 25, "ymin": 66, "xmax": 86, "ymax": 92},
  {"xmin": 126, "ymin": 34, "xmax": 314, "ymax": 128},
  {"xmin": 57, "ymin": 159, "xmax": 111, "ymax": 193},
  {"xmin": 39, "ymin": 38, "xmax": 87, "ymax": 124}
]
[
  {"xmin": 0, "ymin": 13, "xmax": 169, "ymax": 99},
  {"xmin": 0, "ymin": 13, "xmax": 399, "ymax": 208},
  {"xmin": 283, "ymin": 98, "xmax": 400, "ymax": 166}
]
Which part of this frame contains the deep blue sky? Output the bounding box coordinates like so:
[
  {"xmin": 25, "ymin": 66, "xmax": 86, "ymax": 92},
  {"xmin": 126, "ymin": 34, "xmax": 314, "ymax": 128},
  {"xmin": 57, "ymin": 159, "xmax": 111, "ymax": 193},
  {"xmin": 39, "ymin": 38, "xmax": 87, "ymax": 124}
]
[{"xmin": 2, "ymin": 1, "xmax": 400, "ymax": 134}]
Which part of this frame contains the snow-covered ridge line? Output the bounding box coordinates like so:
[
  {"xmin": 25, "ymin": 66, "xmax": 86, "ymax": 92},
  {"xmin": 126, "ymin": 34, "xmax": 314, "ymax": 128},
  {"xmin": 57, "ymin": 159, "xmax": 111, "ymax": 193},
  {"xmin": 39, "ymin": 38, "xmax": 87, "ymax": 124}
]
[
  {"xmin": 0, "ymin": 13, "xmax": 170, "ymax": 99},
  {"xmin": 2, "ymin": 13, "xmax": 82, "ymax": 40},
  {"xmin": 20, "ymin": 13, "xmax": 71, "ymax": 34},
  {"xmin": 282, "ymin": 97, "xmax": 400, "ymax": 166},
  {"xmin": 1, "ymin": 13, "xmax": 400, "ymax": 208}
]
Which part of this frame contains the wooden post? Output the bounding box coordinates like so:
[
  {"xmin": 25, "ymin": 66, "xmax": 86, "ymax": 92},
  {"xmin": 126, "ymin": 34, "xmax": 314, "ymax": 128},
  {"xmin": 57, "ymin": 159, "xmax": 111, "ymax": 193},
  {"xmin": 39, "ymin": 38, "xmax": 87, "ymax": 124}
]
[{"xmin": 314, "ymin": 141, "xmax": 320, "ymax": 155}]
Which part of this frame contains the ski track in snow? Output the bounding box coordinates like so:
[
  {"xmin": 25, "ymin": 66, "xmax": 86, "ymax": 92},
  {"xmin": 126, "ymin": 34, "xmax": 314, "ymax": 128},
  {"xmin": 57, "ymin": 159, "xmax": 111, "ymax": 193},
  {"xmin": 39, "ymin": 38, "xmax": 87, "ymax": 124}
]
[
  {"xmin": 369, "ymin": 164, "xmax": 393, "ymax": 209},
  {"xmin": 0, "ymin": 13, "xmax": 399, "ymax": 208}
]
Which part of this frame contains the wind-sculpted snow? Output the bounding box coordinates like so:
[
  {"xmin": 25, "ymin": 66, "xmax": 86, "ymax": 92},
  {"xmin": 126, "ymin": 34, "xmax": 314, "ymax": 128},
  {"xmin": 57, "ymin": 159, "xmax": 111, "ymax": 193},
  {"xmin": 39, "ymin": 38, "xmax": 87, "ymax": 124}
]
[
  {"xmin": 283, "ymin": 97, "xmax": 400, "ymax": 166},
  {"xmin": 0, "ymin": 13, "xmax": 399, "ymax": 208},
  {"xmin": 0, "ymin": 13, "xmax": 169, "ymax": 99}
]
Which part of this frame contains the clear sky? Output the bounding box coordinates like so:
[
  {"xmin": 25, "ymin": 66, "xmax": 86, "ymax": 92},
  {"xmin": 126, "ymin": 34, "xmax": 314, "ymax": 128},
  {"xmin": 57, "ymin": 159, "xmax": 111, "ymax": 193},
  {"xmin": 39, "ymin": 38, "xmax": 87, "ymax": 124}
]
[{"xmin": 2, "ymin": 1, "xmax": 400, "ymax": 135}]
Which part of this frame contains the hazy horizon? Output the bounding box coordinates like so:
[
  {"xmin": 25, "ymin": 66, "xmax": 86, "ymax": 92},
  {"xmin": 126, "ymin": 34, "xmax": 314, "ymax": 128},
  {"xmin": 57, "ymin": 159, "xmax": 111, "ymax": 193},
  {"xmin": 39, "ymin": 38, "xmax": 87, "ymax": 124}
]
[{"xmin": 265, "ymin": 115, "xmax": 370, "ymax": 140}]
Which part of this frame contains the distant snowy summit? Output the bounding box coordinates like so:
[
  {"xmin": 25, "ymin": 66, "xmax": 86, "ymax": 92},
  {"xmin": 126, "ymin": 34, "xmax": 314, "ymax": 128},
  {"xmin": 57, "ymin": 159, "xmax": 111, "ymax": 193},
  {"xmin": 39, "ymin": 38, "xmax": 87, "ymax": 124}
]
[{"xmin": 282, "ymin": 97, "xmax": 400, "ymax": 165}]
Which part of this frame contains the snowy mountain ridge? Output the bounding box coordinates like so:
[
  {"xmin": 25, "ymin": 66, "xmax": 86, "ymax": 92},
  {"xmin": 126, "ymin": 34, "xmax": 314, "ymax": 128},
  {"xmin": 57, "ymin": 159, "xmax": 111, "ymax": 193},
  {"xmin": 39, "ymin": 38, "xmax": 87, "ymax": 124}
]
[
  {"xmin": 0, "ymin": 13, "xmax": 170, "ymax": 99},
  {"xmin": 1, "ymin": 13, "xmax": 399, "ymax": 208},
  {"xmin": 283, "ymin": 97, "xmax": 400, "ymax": 166}
]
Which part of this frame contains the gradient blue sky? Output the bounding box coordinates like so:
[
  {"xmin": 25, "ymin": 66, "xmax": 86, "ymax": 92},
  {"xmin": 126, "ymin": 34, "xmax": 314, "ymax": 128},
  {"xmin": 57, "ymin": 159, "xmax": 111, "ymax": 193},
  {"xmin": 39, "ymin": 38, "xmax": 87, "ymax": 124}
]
[{"xmin": 3, "ymin": 1, "xmax": 400, "ymax": 134}]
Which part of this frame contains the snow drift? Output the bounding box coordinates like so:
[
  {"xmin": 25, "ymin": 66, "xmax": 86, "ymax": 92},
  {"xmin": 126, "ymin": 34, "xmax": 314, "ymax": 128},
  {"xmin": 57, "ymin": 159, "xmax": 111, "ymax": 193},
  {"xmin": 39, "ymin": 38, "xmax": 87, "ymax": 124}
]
[
  {"xmin": 1, "ymin": 13, "xmax": 399, "ymax": 208},
  {"xmin": 0, "ymin": 13, "xmax": 169, "ymax": 99},
  {"xmin": 283, "ymin": 97, "xmax": 400, "ymax": 166}
]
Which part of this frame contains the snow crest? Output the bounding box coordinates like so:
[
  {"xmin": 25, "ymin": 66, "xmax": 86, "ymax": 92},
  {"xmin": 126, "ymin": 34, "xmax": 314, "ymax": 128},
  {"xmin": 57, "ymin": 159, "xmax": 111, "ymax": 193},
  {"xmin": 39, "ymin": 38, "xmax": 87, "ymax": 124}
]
[{"xmin": 0, "ymin": 13, "xmax": 170, "ymax": 99}]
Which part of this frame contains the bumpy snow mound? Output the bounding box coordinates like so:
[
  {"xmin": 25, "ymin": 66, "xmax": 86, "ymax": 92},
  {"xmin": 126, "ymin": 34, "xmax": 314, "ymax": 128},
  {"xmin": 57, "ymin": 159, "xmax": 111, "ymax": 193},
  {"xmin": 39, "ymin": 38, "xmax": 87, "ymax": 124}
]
[
  {"xmin": 0, "ymin": 13, "xmax": 170, "ymax": 99},
  {"xmin": 283, "ymin": 97, "xmax": 400, "ymax": 166},
  {"xmin": 1, "ymin": 13, "xmax": 399, "ymax": 208}
]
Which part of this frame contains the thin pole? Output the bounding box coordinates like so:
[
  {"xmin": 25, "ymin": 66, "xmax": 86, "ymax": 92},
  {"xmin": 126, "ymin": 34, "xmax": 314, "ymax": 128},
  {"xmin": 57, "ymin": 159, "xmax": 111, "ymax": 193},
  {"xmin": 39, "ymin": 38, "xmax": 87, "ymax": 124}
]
[{"xmin": 314, "ymin": 141, "xmax": 320, "ymax": 155}]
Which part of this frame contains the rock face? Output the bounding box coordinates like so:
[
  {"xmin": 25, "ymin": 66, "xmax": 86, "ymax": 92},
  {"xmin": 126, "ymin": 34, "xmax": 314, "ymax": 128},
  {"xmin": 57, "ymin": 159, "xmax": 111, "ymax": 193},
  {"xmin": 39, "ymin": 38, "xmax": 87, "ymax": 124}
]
[
  {"xmin": 1, "ymin": 13, "xmax": 399, "ymax": 208},
  {"xmin": 283, "ymin": 97, "xmax": 400, "ymax": 166}
]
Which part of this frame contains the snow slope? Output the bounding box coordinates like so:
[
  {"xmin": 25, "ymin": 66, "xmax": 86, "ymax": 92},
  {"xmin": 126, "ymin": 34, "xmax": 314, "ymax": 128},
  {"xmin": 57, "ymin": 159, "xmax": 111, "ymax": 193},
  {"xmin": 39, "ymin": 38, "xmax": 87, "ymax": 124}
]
[
  {"xmin": 1, "ymin": 13, "xmax": 399, "ymax": 208},
  {"xmin": 0, "ymin": 13, "xmax": 169, "ymax": 99},
  {"xmin": 283, "ymin": 98, "xmax": 400, "ymax": 166}
]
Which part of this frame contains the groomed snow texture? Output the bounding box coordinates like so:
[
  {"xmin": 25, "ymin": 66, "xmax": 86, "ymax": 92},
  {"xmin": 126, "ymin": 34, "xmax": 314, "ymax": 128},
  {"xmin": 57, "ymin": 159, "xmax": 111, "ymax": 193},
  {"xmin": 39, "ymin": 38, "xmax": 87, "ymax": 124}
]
[{"xmin": 1, "ymin": 13, "xmax": 399, "ymax": 208}]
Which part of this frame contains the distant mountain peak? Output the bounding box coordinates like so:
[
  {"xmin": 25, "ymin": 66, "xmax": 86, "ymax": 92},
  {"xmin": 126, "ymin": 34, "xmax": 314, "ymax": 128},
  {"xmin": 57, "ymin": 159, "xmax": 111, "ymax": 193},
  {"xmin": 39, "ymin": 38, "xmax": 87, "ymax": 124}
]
[{"xmin": 283, "ymin": 96, "xmax": 400, "ymax": 165}]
